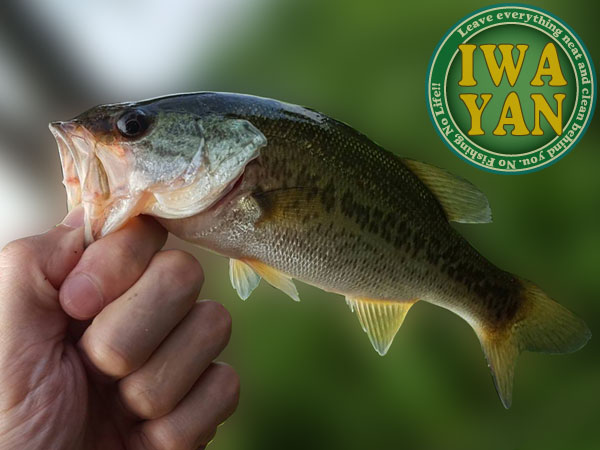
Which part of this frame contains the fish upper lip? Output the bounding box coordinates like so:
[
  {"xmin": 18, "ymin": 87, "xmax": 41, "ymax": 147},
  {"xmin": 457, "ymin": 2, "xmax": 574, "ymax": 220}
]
[
  {"xmin": 50, "ymin": 120, "xmax": 116, "ymax": 243},
  {"xmin": 49, "ymin": 121, "xmax": 79, "ymax": 137},
  {"xmin": 50, "ymin": 121, "xmax": 82, "ymax": 208}
]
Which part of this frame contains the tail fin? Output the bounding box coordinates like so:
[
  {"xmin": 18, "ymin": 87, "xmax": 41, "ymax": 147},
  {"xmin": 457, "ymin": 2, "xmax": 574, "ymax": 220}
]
[{"xmin": 477, "ymin": 280, "xmax": 591, "ymax": 409}]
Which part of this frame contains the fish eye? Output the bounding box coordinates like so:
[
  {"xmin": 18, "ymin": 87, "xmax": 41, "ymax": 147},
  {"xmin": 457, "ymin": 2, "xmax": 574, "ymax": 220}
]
[{"xmin": 116, "ymin": 109, "xmax": 149, "ymax": 138}]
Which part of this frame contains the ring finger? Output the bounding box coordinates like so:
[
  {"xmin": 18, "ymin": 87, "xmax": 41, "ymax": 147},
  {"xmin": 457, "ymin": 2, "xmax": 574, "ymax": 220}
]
[{"xmin": 119, "ymin": 300, "xmax": 232, "ymax": 419}]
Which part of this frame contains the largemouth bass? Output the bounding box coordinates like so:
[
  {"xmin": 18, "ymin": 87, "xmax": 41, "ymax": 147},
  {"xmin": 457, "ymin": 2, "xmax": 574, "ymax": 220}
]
[{"xmin": 49, "ymin": 92, "xmax": 590, "ymax": 408}]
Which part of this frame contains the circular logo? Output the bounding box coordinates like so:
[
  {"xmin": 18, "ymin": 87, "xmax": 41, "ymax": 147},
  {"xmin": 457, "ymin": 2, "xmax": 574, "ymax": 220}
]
[{"xmin": 426, "ymin": 4, "xmax": 596, "ymax": 174}]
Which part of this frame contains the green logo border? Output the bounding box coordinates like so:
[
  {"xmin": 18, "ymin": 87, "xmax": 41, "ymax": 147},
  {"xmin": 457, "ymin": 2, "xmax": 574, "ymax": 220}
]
[{"xmin": 426, "ymin": 3, "xmax": 596, "ymax": 174}]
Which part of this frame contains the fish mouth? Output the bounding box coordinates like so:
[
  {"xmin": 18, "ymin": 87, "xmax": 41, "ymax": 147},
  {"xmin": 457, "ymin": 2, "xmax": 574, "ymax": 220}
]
[
  {"xmin": 50, "ymin": 121, "xmax": 89, "ymax": 212},
  {"xmin": 50, "ymin": 120, "xmax": 256, "ymax": 245},
  {"xmin": 50, "ymin": 121, "xmax": 140, "ymax": 245}
]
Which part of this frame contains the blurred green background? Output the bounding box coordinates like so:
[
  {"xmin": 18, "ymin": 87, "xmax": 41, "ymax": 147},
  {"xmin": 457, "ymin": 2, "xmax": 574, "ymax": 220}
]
[{"xmin": 0, "ymin": 1, "xmax": 598, "ymax": 449}]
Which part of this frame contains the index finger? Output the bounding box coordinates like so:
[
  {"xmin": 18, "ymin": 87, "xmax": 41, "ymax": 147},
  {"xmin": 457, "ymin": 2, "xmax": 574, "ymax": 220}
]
[{"xmin": 59, "ymin": 215, "xmax": 167, "ymax": 319}]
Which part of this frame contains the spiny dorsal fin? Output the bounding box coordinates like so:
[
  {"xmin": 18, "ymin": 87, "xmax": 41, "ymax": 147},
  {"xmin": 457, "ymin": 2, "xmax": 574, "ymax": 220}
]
[
  {"xmin": 229, "ymin": 258, "xmax": 261, "ymax": 300},
  {"xmin": 244, "ymin": 259, "xmax": 300, "ymax": 302},
  {"xmin": 346, "ymin": 297, "xmax": 418, "ymax": 355},
  {"xmin": 402, "ymin": 159, "xmax": 491, "ymax": 223}
]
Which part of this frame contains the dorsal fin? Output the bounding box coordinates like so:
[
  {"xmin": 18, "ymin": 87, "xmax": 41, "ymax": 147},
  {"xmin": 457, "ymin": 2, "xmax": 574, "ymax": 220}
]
[
  {"xmin": 346, "ymin": 296, "xmax": 418, "ymax": 355},
  {"xmin": 402, "ymin": 159, "xmax": 492, "ymax": 223}
]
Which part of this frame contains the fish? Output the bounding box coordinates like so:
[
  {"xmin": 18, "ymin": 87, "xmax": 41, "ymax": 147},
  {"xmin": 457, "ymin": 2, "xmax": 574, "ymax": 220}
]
[{"xmin": 49, "ymin": 92, "xmax": 591, "ymax": 408}]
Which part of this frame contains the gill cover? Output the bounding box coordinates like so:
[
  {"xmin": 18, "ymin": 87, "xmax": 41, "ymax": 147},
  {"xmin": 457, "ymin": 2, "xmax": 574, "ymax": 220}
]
[{"xmin": 147, "ymin": 117, "xmax": 266, "ymax": 218}]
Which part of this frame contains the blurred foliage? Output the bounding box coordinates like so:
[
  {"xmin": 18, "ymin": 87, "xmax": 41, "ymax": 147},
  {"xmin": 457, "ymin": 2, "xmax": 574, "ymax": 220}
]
[
  {"xmin": 175, "ymin": 1, "xmax": 600, "ymax": 449},
  {"xmin": 3, "ymin": 0, "xmax": 598, "ymax": 448}
]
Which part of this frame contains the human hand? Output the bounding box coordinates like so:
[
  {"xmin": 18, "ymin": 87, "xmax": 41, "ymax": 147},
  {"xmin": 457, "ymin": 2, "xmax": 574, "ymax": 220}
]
[{"xmin": 0, "ymin": 209, "xmax": 239, "ymax": 449}]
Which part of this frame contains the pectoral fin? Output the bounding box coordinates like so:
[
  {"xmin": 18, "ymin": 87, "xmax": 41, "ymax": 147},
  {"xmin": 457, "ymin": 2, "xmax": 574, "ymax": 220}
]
[
  {"xmin": 244, "ymin": 259, "xmax": 300, "ymax": 302},
  {"xmin": 229, "ymin": 258, "xmax": 261, "ymax": 300},
  {"xmin": 251, "ymin": 187, "xmax": 322, "ymax": 224},
  {"xmin": 346, "ymin": 296, "xmax": 418, "ymax": 355}
]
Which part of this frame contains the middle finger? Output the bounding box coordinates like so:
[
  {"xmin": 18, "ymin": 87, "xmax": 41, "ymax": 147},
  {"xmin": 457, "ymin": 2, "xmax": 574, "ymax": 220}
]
[{"xmin": 79, "ymin": 250, "xmax": 204, "ymax": 378}]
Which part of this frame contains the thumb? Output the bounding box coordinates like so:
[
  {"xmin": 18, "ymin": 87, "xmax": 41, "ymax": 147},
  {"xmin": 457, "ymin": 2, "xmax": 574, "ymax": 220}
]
[
  {"xmin": 26, "ymin": 206, "xmax": 86, "ymax": 289},
  {"xmin": 0, "ymin": 207, "xmax": 85, "ymax": 315},
  {"xmin": 42, "ymin": 206, "xmax": 86, "ymax": 288}
]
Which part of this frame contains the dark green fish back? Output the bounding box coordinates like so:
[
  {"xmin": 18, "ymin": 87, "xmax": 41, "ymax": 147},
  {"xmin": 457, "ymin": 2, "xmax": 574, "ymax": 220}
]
[{"xmin": 161, "ymin": 93, "xmax": 523, "ymax": 326}]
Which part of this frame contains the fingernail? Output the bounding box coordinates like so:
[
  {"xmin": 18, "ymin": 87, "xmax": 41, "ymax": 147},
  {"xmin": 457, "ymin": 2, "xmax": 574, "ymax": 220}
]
[
  {"xmin": 61, "ymin": 206, "xmax": 84, "ymax": 229},
  {"xmin": 61, "ymin": 273, "xmax": 103, "ymax": 318}
]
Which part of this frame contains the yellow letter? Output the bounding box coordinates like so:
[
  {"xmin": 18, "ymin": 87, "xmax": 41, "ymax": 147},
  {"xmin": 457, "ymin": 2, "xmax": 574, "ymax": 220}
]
[
  {"xmin": 493, "ymin": 92, "xmax": 530, "ymax": 136},
  {"xmin": 459, "ymin": 93, "xmax": 492, "ymax": 135},
  {"xmin": 481, "ymin": 44, "xmax": 529, "ymax": 86},
  {"xmin": 458, "ymin": 44, "xmax": 477, "ymax": 86},
  {"xmin": 531, "ymin": 93, "xmax": 565, "ymax": 135},
  {"xmin": 530, "ymin": 43, "xmax": 567, "ymax": 86}
]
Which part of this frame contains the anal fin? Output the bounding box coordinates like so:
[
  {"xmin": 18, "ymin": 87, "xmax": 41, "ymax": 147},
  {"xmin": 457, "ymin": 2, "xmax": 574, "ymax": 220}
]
[
  {"xmin": 244, "ymin": 259, "xmax": 300, "ymax": 302},
  {"xmin": 229, "ymin": 259, "xmax": 261, "ymax": 300},
  {"xmin": 346, "ymin": 296, "xmax": 418, "ymax": 356}
]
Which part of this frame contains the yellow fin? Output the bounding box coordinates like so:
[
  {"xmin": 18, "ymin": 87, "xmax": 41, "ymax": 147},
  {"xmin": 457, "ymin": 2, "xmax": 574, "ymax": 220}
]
[
  {"xmin": 402, "ymin": 158, "xmax": 491, "ymax": 223},
  {"xmin": 477, "ymin": 332, "xmax": 519, "ymax": 409},
  {"xmin": 475, "ymin": 278, "xmax": 590, "ymax": 409},
  {"xmin": 346, "ymin": 297, "xmax": 418, "ymax": 355},
  {"xmin": 229, "ymin": 259, "xmax": 261, "ymax": 300},
  {"xmin": 244, "ymin": 260, "xmax": 300, "ymax": 302}
]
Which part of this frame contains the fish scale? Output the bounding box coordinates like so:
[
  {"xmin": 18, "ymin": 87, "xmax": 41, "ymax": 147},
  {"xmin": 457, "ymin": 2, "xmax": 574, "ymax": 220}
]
[
  {"xmin": 236, "ymin": 135, "xmax": 482, "ymax": 307},
  {"xmin": 50, "ymin": 92, "xmax": 590, "ymax": 408}
]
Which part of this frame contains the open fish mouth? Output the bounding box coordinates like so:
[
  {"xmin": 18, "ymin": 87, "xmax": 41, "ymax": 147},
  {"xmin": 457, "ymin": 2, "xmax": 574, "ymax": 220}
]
[
  {"xmin": 50, "ymin": 99, "xmax": 267, "ymax": 244},
  {"xmin": 50, "ymin": 121, "xmax": 88, "ymax": 211},
  {"xmin": 50, "ymin": 119, "xmax": 261, "ymax": 245},
  {"xmin": 50, "ymin": 121, "xmax": 111, "ymax": 208},
  {"xmin": 49, "ymin": 121, "xmax": 132, "ymax": 244}
]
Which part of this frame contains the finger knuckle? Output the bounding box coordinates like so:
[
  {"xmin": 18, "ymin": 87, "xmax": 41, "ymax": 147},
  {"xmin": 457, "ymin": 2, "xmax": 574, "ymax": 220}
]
[
  {"xmin": 192, "ymin": 427, "xmax": 217, "ymax": 450},
  {"xmin": 202, "ymin": 428, "xmax": 218, "ymax": 448},
  {"xmin": 212, "ymin": 362, "xmax": 240, "ymax": 407},
  {"xmin": 159, "ymin": 250, "xmax": 204, "ymax": 290},
  {"xmin": 0, "ymin": 239, "xmax": 36, "ymax": 267},
  {"xmin": 108, "ymin": 237, "xmax": 145, "ymax": 270},
  {"xmin": 120, "ymin": 377, "xmax": 166, "ymax": 420},
  {"xmin": 145, "ymin": 419, "xmax": 191, "ymax": 450},
  {"xmin": 84, "ymin": 337, "xmax": 134, "ymax": 378},
  {"xmin": 198, "ymin": 301, "xmax": 232, "ymax": 342},
  {"xmin": 137, "ymin": 215, "xmax": 168, "ymax": 240}
]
